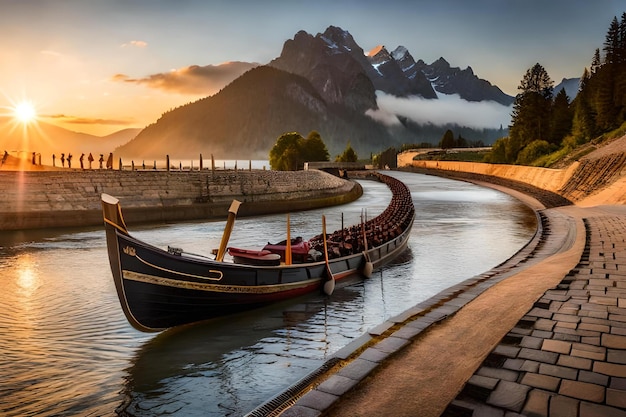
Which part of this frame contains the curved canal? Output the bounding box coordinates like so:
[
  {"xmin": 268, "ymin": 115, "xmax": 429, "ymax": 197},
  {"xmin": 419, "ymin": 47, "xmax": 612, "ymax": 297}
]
[{"xmin": 0, "ymin": 171, "xmax": 536, "ymax": 416}]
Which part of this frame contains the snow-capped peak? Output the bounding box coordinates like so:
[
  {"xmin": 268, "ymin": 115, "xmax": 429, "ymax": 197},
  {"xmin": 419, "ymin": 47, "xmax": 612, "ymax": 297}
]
[{"xmin": 391, "ymin": 46, "xmax": 409, "ymax": 61}]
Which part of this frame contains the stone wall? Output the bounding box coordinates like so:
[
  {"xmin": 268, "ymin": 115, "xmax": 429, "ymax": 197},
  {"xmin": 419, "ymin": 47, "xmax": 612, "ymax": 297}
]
[
  {"xmin": 398, "ymin": 147, "xmax": 626, "ymax": 206},
  {"xmin": 0, "ymin": 170, "xmax": 362, "ymax": 230}
]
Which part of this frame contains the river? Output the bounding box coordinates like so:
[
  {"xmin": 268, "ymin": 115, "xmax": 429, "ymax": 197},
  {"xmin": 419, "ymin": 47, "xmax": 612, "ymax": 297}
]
[{"xmin": 0, "ymin": 171, "xmax": 536, "ymax": 416}]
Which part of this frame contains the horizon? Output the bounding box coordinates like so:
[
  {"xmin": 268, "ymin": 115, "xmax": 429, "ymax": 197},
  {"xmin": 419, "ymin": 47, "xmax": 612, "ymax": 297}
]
[{"xmin": 1, "ymin": 1, "xmax": 623, "ymax": 137}]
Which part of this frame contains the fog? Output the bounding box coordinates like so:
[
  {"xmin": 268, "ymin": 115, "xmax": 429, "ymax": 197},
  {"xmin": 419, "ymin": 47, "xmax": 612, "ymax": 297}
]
[{"xmin": 366, "ymin": 91, "xmax": 512, "ymax": 129}]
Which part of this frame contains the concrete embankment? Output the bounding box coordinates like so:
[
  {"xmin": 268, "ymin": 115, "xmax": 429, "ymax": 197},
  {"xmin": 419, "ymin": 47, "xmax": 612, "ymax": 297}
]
[
  {"xmin": 398, "ymin": 135, "xmax": 626, "ymax": 207},
  {"xmin": 0, "ymin": 170, "xmax": 362, "ymax": 231}
]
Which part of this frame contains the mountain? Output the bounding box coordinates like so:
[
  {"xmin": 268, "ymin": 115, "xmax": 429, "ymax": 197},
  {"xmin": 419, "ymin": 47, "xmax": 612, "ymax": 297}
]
[
  {"xmin": 0, "ymin": 117, "xmax": 139, "ymax": 163},
  {"xmin": 267, "ymin": 28, "xmax": 377, "ymax": 113},
  {"xmin": 554, "ymin": 77, "xmax": 580, "ymax": 101},
  {"xmin": 117, "ymin": 26, "xmax": 512, "ymax": 160},
  {"xmin": 114, "ymin": 66, "xmax": 396, "ymax": 160},
  {"xmin": 415, "ymin": 57, "xmax": 514, "ymax": 105},
  {"xmin": 270, "ymin": 26, "xmax": 437, "ymax": 102}
]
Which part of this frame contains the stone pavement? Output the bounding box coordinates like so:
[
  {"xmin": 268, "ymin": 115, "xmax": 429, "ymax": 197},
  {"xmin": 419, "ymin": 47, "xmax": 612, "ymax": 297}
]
[
  {"xmin": 445, "ymin": 213, "xmax": 626, "ymax": 417},
  {"xmin": 245, "ymin": 205, "xmax": 626, "ymax": 417}
]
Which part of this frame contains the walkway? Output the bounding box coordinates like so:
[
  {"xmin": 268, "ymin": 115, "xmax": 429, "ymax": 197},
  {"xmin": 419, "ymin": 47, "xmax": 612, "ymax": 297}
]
[
  {"xmin": 445, "ymin": 208, "xmax": 626, "ymax": 417},
  {"xmin": 249, "ymin": 203, "xmax": 626, "ymax": 416}
]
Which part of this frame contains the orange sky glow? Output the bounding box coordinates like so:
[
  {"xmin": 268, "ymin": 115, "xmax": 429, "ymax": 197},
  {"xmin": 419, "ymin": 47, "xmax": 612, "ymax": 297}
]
[{"xmin": 1, "ymin": 1, "xmax": 623, "ymax": 138}]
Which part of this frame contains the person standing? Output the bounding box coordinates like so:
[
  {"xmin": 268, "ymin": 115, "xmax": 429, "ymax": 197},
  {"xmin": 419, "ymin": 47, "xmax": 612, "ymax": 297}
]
[
  {"xmin": 99, "ymin": 154, "xmax": 104, "ymax": 169},
  {"xmin": 106, "ymin": 152, "xmax": 113, "ymax": 169},
  {"xmin": 61, "ymin": 153, "xmax": 65, "ymax": 167},
  {"xmin": 52, "ymin": 154, "xmax": 56, "ymax": 167},
  {"xmin": 80, "ymin": 153, "xmax": 85, "ymax": 170},
  {"xmin": 88, "ymin": 153, "xmax": 94, "ymax": 169},
  {"xmin": 67, "ymin": 153, "xmax": 72, "ymax": 169}
]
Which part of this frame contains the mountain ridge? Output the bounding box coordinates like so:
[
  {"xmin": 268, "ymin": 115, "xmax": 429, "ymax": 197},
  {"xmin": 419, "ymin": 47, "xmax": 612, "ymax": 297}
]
[{"xmin": 113, "ymin": 26, "xmax": 513, "ymax": 160}]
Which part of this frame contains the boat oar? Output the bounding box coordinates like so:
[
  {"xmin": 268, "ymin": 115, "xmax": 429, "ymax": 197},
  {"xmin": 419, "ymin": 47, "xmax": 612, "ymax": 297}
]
[
  {"xmin": 322, "ymin": 215, "xmax": 335, "ymax": 296},
  {"xmin": 361, "ymin": 209, "xmax": 373, "ymax": 278},
  {"xmin": 285, "ymin": 214, "xmax": 292, "ymax": 265},
  {"xmin": 215, "ymin": 200, "xmax": 242, "ymax": 262}
]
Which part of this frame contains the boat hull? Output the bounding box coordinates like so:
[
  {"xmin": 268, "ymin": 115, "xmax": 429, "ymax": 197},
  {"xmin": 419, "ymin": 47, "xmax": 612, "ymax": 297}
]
[
  {"xmin": 105, "ymin": 217, "xmax": 412, "ymax": 331},
  {"xmin": 102, "ymin": 173, "xmax": 414, "ymax": 332}
]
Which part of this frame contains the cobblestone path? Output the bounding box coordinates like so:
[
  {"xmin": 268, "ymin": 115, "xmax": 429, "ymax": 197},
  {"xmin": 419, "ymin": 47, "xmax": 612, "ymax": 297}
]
[{"xmin": 446, "ymin": 215, "xmax": 626, "ymax": 417}]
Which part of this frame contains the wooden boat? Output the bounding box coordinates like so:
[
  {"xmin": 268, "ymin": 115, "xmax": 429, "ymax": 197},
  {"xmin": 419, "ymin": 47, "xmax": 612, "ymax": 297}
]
[{"xmin": 102, "ymin": 172, "xmax": 415, "ymax": 332}]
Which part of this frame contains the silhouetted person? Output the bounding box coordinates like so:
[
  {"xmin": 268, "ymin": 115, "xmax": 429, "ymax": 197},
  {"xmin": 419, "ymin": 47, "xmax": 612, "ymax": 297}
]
[
  {"xmin": 52, "ymin": 154, "xmax": 56, "ymax": 167},
  {"xmin": 67, "ymin": 153, "xmax": 72, "ymax": 168},
  {"xmin": 32, "ymin": 152, "xmax": 36, "ymax": 165},
  {"xmin": 61, "ymin": 153, "xmax": 65, "ymax": 167},
  {"xmin": 88, "ymin": 153, "xmax": 94, "ymax": 169},
  {"xmin": 79, "ymin": 153, "xmax": 84, "ymax": 170},
  {"xmin": 99, "ymin": 154, "xmax": 104, "ymax": 169},
  {"xmin": 106, "ymin": 152, "xmax": 113, "ymax": 169}
]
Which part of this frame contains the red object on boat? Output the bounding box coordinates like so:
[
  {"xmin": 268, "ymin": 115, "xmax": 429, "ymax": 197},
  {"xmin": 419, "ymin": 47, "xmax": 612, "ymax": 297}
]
[
  {"xmin": 263, "ymin": 238, "xmax": 310, "ymax": 263},
  {"xmin": 227, "ymin": 247, "xmax": 281, "ymax": 266}
]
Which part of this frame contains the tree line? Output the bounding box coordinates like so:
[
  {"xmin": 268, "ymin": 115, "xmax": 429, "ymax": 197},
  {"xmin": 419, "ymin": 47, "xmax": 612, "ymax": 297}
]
[{"xmin": 487, "ymin": 12, "xmax": 626, "ymax": 165}]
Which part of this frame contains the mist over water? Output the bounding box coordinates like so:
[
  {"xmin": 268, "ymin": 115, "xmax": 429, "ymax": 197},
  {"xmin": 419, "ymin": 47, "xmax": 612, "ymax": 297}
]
[{"xmin": 0, "ymin": 171, "xmax": 535, "ymax": 416}]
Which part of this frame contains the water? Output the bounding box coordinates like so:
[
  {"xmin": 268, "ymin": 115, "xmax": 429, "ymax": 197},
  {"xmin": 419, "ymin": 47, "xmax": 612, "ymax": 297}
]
[{"xmin": 0, "ymin": 171, "xmax": 536, "ymax": 416}]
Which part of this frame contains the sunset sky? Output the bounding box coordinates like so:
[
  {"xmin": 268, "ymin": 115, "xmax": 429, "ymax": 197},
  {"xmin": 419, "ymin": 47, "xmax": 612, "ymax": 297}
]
[{"xmin": 1, "ymin": 0, "xmax": 623, "ymax": 136}]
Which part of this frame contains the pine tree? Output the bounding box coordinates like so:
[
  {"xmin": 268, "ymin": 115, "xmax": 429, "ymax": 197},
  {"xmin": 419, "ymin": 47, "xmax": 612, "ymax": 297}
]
[
  {"xmin": 604, "ymin": 17, "xmax": 620, "ymax": 65},
  {"xmin": 616, "ymin": 12, "xmax": 626, "ymax": 121},
  {"xmin": 439, "ymin": 129, "xmax": 455, "ymax": 149},
  {"xmin": 591, "ymin": 49, "xmax": 602, "ymax": 74},
  {"xmin": 508, "ymin": 63, "xmax": 554, "ymax": 162},
  {"xmin": 550, "ymin": 88, "xmax": 573, "ymax": 144},
  {"xmin": 572, "ymin": 68, "xmax": 596, "ymax": 140}
]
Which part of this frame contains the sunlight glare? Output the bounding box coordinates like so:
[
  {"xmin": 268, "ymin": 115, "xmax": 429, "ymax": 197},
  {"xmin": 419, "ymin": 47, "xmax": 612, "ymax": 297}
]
[{"xmin": 13, "ymin": 100, "xmax": 37, "ymax": 124}]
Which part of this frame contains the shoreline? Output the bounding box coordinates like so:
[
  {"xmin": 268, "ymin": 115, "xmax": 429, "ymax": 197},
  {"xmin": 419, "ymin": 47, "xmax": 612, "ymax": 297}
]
[
  {"xmin": 0, "ymin": 170, "xmax": 362, "ymax": 231},
  {"xmin": 251, "ymin": 171, "xmax": 626, "ymax": 417}
]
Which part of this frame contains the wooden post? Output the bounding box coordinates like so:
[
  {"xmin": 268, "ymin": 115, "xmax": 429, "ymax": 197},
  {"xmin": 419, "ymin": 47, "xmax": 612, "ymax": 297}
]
[
  {"xmin": 215, "ymin": 200, "xmax": 242, "ymax": 262},
  {"xmin": 285, "ymin": 214, "xmax": 292, "ymax": 265}
]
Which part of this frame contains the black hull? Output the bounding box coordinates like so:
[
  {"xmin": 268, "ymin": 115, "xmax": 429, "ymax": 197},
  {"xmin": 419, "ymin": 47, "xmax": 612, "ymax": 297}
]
[{"xmin": 102, "ymin": 173, "xmax": 415, "ymax": 332}]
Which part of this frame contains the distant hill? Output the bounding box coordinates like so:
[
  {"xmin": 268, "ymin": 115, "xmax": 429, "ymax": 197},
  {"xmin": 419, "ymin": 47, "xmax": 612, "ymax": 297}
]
[
  {"xmin": 415, "ymin": 57, "xmax": 514, "ymax": 105},
  {"xmin": 0, "ymin": 117, "xmax": 139, "ymax": 164},
  {"xmin": 114, "ymin": 66, "xmax": 395, "ymax": 160},
  {"xmin": 554, "ymin": 77, "xmax": 580, "ymax": 101}
]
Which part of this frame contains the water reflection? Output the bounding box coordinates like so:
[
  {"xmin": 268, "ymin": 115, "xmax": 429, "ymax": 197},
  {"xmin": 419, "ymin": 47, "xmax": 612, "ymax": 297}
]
[
  {"xmin": 15, "ymin": 254, "xmax": 41, "ymax": 296},
  {"xmin": 0, "ymin": 171, "xmax": 537, "ymax": 416},
  {"xmin": 121, "ymin": 288, "xmax": 361, "ymax": 416}
]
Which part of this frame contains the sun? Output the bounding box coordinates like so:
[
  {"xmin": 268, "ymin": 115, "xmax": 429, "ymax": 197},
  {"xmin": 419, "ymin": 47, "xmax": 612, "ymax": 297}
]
[{"xmin": 13, "ymin": 100, "xmax": 38, "ymax": 124}]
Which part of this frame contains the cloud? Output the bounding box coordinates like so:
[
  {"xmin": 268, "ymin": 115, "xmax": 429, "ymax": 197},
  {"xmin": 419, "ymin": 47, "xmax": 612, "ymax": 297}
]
[
  {"xmin": 114, "ymin": 61, "xmax": 260, "ymax": 95},
  {"xmin": 366, "ymin": 91, "xmax": 512, "ymax": 129},
  {"xmin": 121, "ymin": 40, "xmax": 148, "ymax": 48},
  {"xmin": 44, "ymin": 114, "xmax": 134, "ymax": 126}
]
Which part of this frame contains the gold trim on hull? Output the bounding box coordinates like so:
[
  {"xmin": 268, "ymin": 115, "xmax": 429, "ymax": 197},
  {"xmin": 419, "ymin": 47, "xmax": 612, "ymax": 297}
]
[{"xmin": 122, "ymin": 270, "xmax": 321, "ymax": 294}]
